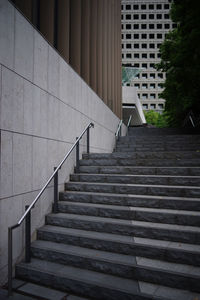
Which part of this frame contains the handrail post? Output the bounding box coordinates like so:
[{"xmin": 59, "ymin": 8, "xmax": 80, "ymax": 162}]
[
  {"xmin": 53, "ymin": 167, "xmax": 58, "ymax": 213},
  {"xmin": 76, "ymin": 137, "xmax": 80, "ymax": 173},
  {"xmin": 87, "ymin": 127, "xmax": 90, "ymax": 154},
  {"xmin": 8, "ymin": 227, "xmax": 13, "ymax": 296},
  {"xmin": 25, "ymin": 205, "xmax": 31, "ymax": 263}
]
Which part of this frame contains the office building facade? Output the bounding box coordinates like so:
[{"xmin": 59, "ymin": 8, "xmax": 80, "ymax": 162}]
[{"xmin": 121, "ymin": 0, "xmax": 176, "ymax": 112}]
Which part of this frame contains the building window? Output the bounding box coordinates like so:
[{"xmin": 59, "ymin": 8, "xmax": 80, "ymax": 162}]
[
  {"xmin": 142, "ymin": 94, "xmax": 148, "ymax": 99},
  {"xmin": 134, "ymin": 83, "xmax": 140, "ymax": 88},
  {"xmin": 158, "ymin": 83, "xmax": 163, "ymax": 88},
  {"xmin": 165, "ymin": 24, "xmax": 170, "ymax": 29},
  {"xmin": 157, "ymin": 24, "xmax": 162, "ymax": 29},
  {"xmin": 157, "ymin": 33, "xmax": 162, "ymax": 39},
  {"xmin": 122, "ymin": 44, "xmax": 124, "ymax": 49},
  {"xmin": 134, "ymin": 44, "xmax": 139, "ymax": 48},
  {"xmin": 142, "ymin": 34, "xmax": 147, "ymax": 39},
  {"xmin": 121, "ymin": 15, "xmax": 124, "ymax": 20},
  {"xmin": 141, "ymin": 14, "xmax": 147, "ymax": 19},
  {"xmin": 126, "ymin": 24, "xmax": 131, "ymax": 30},
  {"xmin": 142, "ymin": 44, "xmax": 147, "ymax": 49},
  {"xmin": 164, "ymin": 4, "xmax": 170, "ymax": 9},
  {"xmin": 157, "ymin": 4, "xmax": 162, "ymax": 9},
  {"xmin": 141, "ymin": 24, "xmax": 147, "ymax": 29},
  {"xmin": 172, "ymin": 23, "xmax": 177, "ymax": 28},
  {"xmin": 150, "ymin": 53, "xmax": 155, "ymax": 58},
  {"xmin": 126, "ymin": 34, "xmax": 131, "ymax": 39},
  {"xmin": 134, "ymin": 34, "xmax": 139, "ymax": 39},
  {"xmin": 143, "ymin": 104, "xmax": 148, "ymax": 109},
  {"xmin": 126, "ymin": 14, "xmax": 131, "ymax": 20},
  {"xmin": 149, "ymin": 33, "xmax": 154, "ymax": 39},
  {"xmin": 150, "ymin": 83, "xmax": 155, "ymax": 89},
  {"xmin": 149, "ymin": 4, "xmax": 154, "ymax": 9},
  {"xmin": 149, "ymin": 14, "xmax": 154, "ymax": 19},
  {"xmin": 150, "ymin": 63, "xmax": 155, "ymax": 68},
  {"xmin": 134, "ymin": 24, "xmax": 139, "ymax": 29},
  {"xmin": 158, "ymin": 103, "xmax": 164, "ymax": 109},
  {"xmin": 158, "ymin": 73, "xmax": 163, "ymax": 78},
  {"xmin": 138, "ymin": 94, "xmax": 140, "ymax": 99},
  {"xmin": 121, "ymin": 24, "xmax": 124, "ymax": 29},
  {"xmin": 141, "ymin": 4, "xmax": 146, "ymax": 9},
  {"xmin": 126, "ymin": 53, "xmax": 132, "ymax": 58},
  {"xmin": 142, "ymin": 63, "xmax": 147, "ymax": 68},
  {"xmin": 122, "ymin": 54, "xmax": 124, "ymax": 58},
  {"xmin": 149, "ymin": 43, "xmax": 155, "ymax": 49},
  {"xmin": 150, "ymin": 73, "xmax": 155, "ymax": 79},
  {"xmin": 142, "ymin": 83, "xmax": 148, "ymax": 89},
  {"xmin": 126, "ymin": 4, "xmax": 131, "ymax": 10},
  {"xmin": 150, "ymin": 104, "xmax": 156, "ymax": 109},
  {"xmin": 133, "ymin": 14, "xmax": 139, "ymax": 19},
  {"xmin": 164, "ymin": 14, "xmax": 169, "ymax": 19},
  {"xmin": 157, "ymin": 43, "xmax": 161, "ymax": 48},
  {"xmin": 157, "ymin": 53, "xmax": 161, "ymax": 58},
  {"xmin": 126, "ymin": 43, "xmax": 131, "ymax": 49},
  {"xmin": 134, "ymin": 63, "xmax": 140, "ymax": 67},
  {"xmin": 150, "ymin": 93, "xmax": 156, "ymax": 99},
  {"xmin": 149, "ymin": 24, "xmax": 154, "ymax": 29},
  {"xmin": 133, "ymin": 5, "xmax": 139, "ymax": 10},
  {"xmin": 157, "ymin": 14, "xmax": 162, "ymax": 19},
  {"xmin": 134, "ymin": 53, "xmax": 140, "ymax": 58},
  {"xmin": 142, "ymin": 73, "xmax": 148, "ymax": 79},
  {"xmin": 142, "ymin": 53, "xmax": 147, "ymax": 58}
]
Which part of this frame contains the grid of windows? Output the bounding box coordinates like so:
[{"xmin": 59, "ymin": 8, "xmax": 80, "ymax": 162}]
[{"xmin": 122, "ymin": 0, "xmax": 173, "ymax": 111}]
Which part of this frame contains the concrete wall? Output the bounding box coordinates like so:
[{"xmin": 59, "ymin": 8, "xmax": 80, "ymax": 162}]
[{"xmin": 0, "ymin": 0, "xmax": 125, "ymax": 285}]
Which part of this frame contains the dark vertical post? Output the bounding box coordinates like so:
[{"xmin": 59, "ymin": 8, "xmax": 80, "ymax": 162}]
[
  {"xmin": 76, "ymin": 138, "xmax": 80, "ymax": 173},
  {"xmin": 8, "ymin": 228, "xmax": 13, "ymax": 296},
  {"xmin": 87, "ymin": 127, "xmax": 90, "ymax": 154},
  {"xmin": 54, "ymin": 167, "xmax": 58, "ymax": 213},
  {"xmin": 25, "ymin": 205, "xmax": 31, "ymax": 263}
]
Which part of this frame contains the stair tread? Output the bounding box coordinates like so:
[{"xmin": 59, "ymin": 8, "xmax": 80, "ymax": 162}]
[
  {"xmin": 63, "ymin": 190, "xmax": 200, "ymax": 201},
  {"xmin": 73, "ymin": 173, "xmax": 200, "ymax": 179},
  {"xmin": 59, "ymin": 201, "xmax": 200, "ymax": 216},
  {"xmin": 47, "ymin": 213, "xmax": 200, "ymax": 233},
  {"xmin": 39, "ymin": 225, "xmax": 200, "ymax": 253},
  {"xmin": 66, "ymin": 181, "xmax": 200, "ymax": 189},
  {"xmin": 32, "ymin": 240, "xmax": 200, "ymax": 277}
]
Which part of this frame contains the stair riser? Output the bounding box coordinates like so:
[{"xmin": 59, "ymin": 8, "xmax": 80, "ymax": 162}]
[
  {"xmin": 57, "ymin": 204, "xmax": 200, "ymax": 226},
  {"xmin": 16, "ymin": 266, "xmax": 154, "ymax": 300},
  {"xmin": 45, "ymin": 216, "xmax": 200, "ymax": 244},
  {"xmin": 79, "ymin": 159, "xmax": 200, "ymax": 167},
  {"xmin": 83, "ymin": 153, "xmax": 200, "ymax": 160},
  {"xmin": 37, "ymin": 230, "xmax": 200, "ymax": 266},
  {"xmin": 61, "ymin": 192, "xmax": 200, "ymax": 211},
  {"xmin": 78, "ymin": 166, "xmax": 200, "ymax": 176},
  {"xmin": 115, "ymin": 147, "xmax": 200, "ymax": 152},
  {"xmin": 31, "ymin": 247, "xmax": 200, "ymax": 292},
  {"xmin": 70, "ymin": 174, "xmax": 200, "ymax": 187},
  {"xmin": 65, "ymin": 183, "xmax": 200, "ymax": 198}
]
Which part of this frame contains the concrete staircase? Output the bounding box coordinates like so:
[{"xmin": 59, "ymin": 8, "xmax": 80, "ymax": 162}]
[{"xmin": 15, "ymin": 128, "xmax": 200, "ymax": 300}]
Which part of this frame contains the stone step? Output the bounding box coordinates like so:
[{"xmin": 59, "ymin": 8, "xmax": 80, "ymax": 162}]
[
  {"xmin": 70, "ymin": 173, "xmax": 200, "ymax": 186},
  {"xmin": 115, "ymin": 147, "xmax": 200, "ymax": 152},
  {"xmin": 31, "ymin": 240, "xmax": 200, "ymax": 292},
  {"xmin": 16, "ymin": 258, "xmax": 168, "ymax": 300},
  {"xmin": 60, "ymin": 191, "xmax": 200, "ymax": 211},
  {"xmin": 37, "ymin": 225, "xmax": 200, "ymax": 266},
  {"xmin": 45, "ymin": 213, "xmax": 200, "ymax": 244},
  {"xmin": 82, "ymin": 151, "xmax": 200, "ymax": 160},
  {"xmin": 65, "ymin": 182, "xmax": 200, "ymax": 198},
  {"xmin": 57, "ymin": 201, "xmax": 200, "ymax": 226},
  {"xmin": 119, "ymin": 134, "xmax": 200, "ymax": 141},
  {"xmin": 79, "ymin": 158, "xmax": 200, "ymax": 167},
  {"xmin": 78, "ymin": 166, "xmax": 200, "ymax": 176}
]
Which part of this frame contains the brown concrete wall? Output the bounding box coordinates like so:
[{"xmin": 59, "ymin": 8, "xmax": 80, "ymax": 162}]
[{"xmin": 10, "ymin": 0, "xmax": 122, "ymax": 118}]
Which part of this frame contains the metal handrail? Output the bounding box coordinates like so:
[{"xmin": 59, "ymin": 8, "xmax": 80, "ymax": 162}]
[
  {"xmin": 126, "ymin": 115, "xmax": 133, "ymax": 136},
  {"xmin": 8, "ymin": 122, "xmax": 94, "ymax": 296},
  {"xmin": 115, "ymin": 119, "xmax": 123, "ymax": 140}
]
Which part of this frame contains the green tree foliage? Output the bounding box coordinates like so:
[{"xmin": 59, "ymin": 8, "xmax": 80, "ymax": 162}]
[
  {"xmin": 144, "ymin": 110, "xmax": 169, "ymax": 128},
  {"xmin": 156, "ymin": 0, "xmax": 200, "ymax": 126}
]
